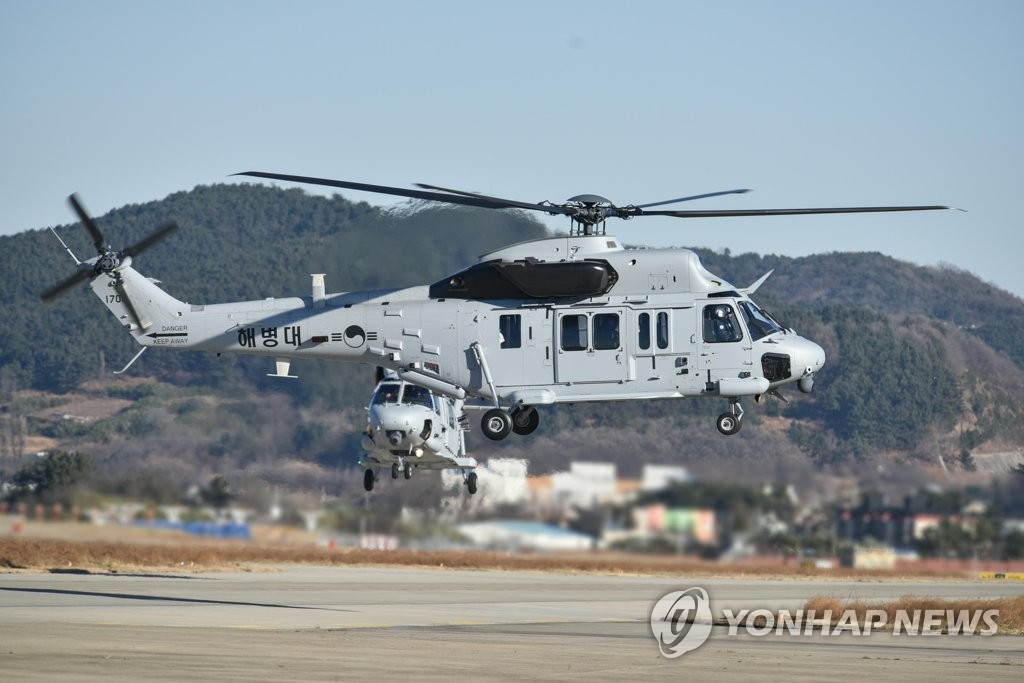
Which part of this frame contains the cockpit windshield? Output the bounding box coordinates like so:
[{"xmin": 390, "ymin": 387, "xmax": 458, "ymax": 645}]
[
  {"xmin": 401, "ymin": 384, "xmax": 435, "ymax": 410},
  {"xmin": 371, "ymin": 383, "xmax": 401, "ymax": 405},
  {"xmin": 738, "ymin": 300, "xmax": 784, "ymax": 341}
]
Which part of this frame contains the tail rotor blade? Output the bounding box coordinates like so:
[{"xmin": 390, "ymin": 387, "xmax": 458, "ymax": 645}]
[
  {"xmin": 115, "ymin": 275, "xmax": 150, "ymax": 330},
  {"xmin": 41, "ymin": 267, "xmax": 93, "ymax": 302},
  {"xmin": 68, "ymin": 193, "xmax": 106, "ymax": 252},
  {"xmin": 122, "ymin": 222, "xmax": 178, "ymax": 258}
]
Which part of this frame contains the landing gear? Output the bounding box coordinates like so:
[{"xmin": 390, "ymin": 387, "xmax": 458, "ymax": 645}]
[
  {"xmin": 391, "ymin": 463, "xmax": 400, "ymax": 479},
  {"xmin": 466, "ymin": 471, "xmax": 478, "ymax": 495},
  {"xmin": 482, "ymin": 407, "xmax": 539, "ymax": 439},
  {"xmin": 716, "ymin": 399, "xmax": 744, "ymax": 436},
  {"xmin": 363, "ymin": 468, "xmax": 375, "ymax": 492},
  {"xmin": 403, "ymin": 462, "xmax": 413, "ymax": 480},
  {"xmin": 716, "ymin": 413, "xmax": 741, "ymax": 435},
  {"xmin": 511, "ymin": 406, "xmax": 539, "ymax": 435},
  {"xmin": 481, "ymin": 408, "xmax": 513, "ymax": 441}
]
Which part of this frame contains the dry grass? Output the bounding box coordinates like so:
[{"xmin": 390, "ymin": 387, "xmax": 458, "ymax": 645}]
[
  {"xmin": 805, "ymin": 594, "xmax": 1024, "ymax": 635},
  {"xmin": 0, "ymin": 535, "xmax": 995, "ymax": 578}
]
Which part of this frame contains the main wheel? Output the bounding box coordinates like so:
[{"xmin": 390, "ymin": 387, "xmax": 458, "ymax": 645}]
[
  {"xmin": 467, "ymin": 471, "xmax": 478, "ymax": 495},
  {"xmin": 403, "ymin": 462, "xmax": 413, "ymax": 480},
  {"xmin": 363, "ymin": 468, "xmax": 375, "ymax": 492},
  {"xmin": 481, "ymin": 409, "xmax": 513, "ymax": 441},
  {"xmin": 391, "ymin": 463, "xmax": 400, "ymax": 479},
  {"xmin": 511, "ymin": 406, "xmax": 540, "ymax": 435},
  {"xmin": 716, "ymin": 412, "xmax": 742, "ymax": 436}
]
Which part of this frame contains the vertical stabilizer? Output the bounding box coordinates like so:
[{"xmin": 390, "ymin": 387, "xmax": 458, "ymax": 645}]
[{"xmin": 88, "ymin": 267, "xmax": 190, "ymax": 345}]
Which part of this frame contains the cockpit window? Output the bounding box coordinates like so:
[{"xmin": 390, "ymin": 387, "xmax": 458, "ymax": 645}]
[
  {"xmin": 371, "ymin": 383, "xmax": 401, "ymax": 405},
  {"xmin": 401, "ymin": 384, "xmax": 434, "ymax": 409},
  {"xmin": 702, "ymin": 304, "xmax": 743, "ymax": 343},
  {"xmin": 738, "ymin": 300, "xmax": 783, "ymax": 341}
]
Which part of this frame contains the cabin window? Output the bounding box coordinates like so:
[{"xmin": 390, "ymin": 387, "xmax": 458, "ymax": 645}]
[
  {"xmin": 499, "ymin": 314, "xmax": 521, "ymax": 349},
  {"xmin": 656, "ymin": 312, "xmax": 669, "ymax": 349},
  {"xmin": 593, "ymin": 313, "xmax": 620, "ymax": 350},
  {"xmin": 638, "ymin": 312, "xmax": 650, "ymax": 350},
  {"xmin": 561, "ymin": 314, "xmax": 588, "ymax": 351},
  {"xmin": 703, "ymin": 304, "xmax": 743, "ymax": 343}
]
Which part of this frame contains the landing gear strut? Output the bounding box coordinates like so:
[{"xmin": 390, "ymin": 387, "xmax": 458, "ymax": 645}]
[{"xmin": 716, "ymin": 398, "xmax": 744, "ymax": 436}]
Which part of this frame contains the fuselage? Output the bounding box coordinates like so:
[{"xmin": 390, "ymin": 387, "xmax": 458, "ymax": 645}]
[{"xmin": 92, "ymin": 234, "xmax": 825, "ymax": 408}]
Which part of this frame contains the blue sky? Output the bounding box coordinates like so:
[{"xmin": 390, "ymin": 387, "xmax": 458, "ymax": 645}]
[{"xmin": 4, "ymin": 1, "xmax": 1022, "ymax": 296}]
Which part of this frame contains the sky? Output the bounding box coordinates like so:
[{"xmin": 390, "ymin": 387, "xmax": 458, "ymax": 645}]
[{"xmin": 3, "ymin": 0, "xmax": 1023, "ymax": 297}]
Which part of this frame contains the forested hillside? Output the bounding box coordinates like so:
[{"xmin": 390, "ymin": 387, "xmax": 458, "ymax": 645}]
[{"xmin": 2, "ymin": 184, "xmax": 1022, "ymax": 493}]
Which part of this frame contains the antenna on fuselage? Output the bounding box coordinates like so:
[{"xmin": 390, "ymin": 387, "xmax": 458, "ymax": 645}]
[{"xmin": 48, "ymin": 226, "xmax": 81, "ymax": 264}]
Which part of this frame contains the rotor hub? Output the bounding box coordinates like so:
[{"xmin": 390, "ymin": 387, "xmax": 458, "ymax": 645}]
[
  {"xmin": 96, "ymin": 250, "xmax": 121, "ymax": 273},
  {"xmin": 565, "ymin": 195, "xmax": 614, "ymax": 234}
]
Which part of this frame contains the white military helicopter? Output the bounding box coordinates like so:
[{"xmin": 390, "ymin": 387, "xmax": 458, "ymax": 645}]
[
  {"xmin": 360, "ymin": 368, "xmax": 478, "ymax": 493},
  {"xmin": 42, "ymin": 176, "xmax": 952, "ymax": 440}
]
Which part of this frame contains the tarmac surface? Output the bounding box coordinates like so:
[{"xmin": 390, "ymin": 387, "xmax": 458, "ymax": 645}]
[{"xmin": 0, "ymin": 564, "xmax": 1022, "ymax": 681}]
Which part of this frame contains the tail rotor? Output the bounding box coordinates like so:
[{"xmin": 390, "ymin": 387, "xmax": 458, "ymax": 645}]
[{"xmin": 41, "ymin": 193, "xmax": 178, "ymax": 304}]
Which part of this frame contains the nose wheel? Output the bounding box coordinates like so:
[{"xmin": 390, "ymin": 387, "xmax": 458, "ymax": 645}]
[
  {"xmin": 363, "ymin": 468, "xmax": 376, "ymax": 491},
  {"xmin": 716, "ymin": 399, "xmax": 744, "ymax": 436},
  {"xmin": 464, "ymin": 471, "xmax": 478, "ymax": 495}
]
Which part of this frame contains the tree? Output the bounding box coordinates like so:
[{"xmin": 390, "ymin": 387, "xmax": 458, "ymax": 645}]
[
  {"xmin": 200, "ymin": 475, "xmax": 233, "ymax": 513},
  {"xmin": 8, "ymin": 451, "xmax": 94, "ymax": 504}
]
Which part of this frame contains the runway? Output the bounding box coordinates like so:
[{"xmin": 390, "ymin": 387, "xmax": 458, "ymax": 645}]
[{"xmin": 1, "ymin": 565, "xmax": 1021, "ymax": 681}]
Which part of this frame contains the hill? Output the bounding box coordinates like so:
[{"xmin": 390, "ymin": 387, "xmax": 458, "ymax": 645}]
[{"xmin": 1, "ymin": 184, "xmax": 1022, "ymax": 499}]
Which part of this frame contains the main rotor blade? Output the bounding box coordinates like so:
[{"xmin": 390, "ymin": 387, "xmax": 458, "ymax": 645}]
[
  {"xmin": 413, "ymin": 182, "xmax": 576, "ymax": 217},
  {"xmin": 639, "ymin": 205, "xmax": 955, "ymax": 218},
  {"xmin": 41, "ymin": 267, "xmax": 93, "ymax": 302},
  {"xmin": 236, "ymin": 172, "xmax": 573, "ymax": 216},
  {"xmin": 68, "ymin": 193, "xmax": 106, "ymax": 252},
  {"xmin": 633, "ymin": 188, "xmax": 752, "ymax": 209},
  {"xmin": 413, "ymin": 182, "xmax": 485, "ymax": 198},
  {"xmin": 122, "ymin": 222, "xmax": 178, "ymax": 258}
]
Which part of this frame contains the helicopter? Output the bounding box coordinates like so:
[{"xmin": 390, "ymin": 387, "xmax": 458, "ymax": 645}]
[
  {"xmin": 41, "ymin": 175, "xmax": 953, "ymax": 440},
  {"xmin": 360, "ymin": 368, "xmax": 478, "ymax": 494}
]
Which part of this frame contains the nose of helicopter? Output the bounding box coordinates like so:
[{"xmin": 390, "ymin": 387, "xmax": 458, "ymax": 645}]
[
  {"xmin": 801, "ymin": 338, "xmax": 825, "ymax": 374},
  {"xmin": 790, "ymin": 337, "xmax": 825, "ymax": 393},
  {"xmin": 370, "ymin": 405, "xmax": 429, "ymax": 445},
  {"xmin": 782, "ymin": 335, "xmax": 823, "ymax": 378}
]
